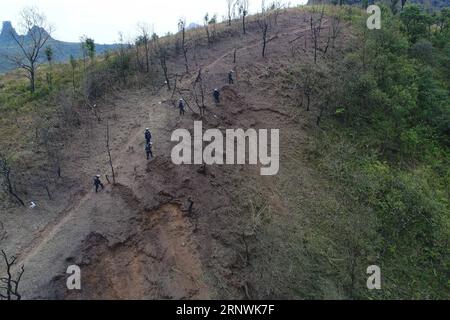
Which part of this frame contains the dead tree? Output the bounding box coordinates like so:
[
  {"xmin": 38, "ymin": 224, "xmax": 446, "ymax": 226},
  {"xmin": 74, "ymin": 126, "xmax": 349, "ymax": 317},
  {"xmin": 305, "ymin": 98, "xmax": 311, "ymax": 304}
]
[
  {"xmin": 9, "ymin": 7, "xmax": 53, "ymax": 93},
  {"xmin": 310, "ymin": 6, "xmax": 325, "ymax": 64},
  {"xmin": 193, "ymin": 69, "xmax": 207, "ymax": 117},
  {"xmin": 117, "ymin": 32, "xmax": 128, "ymax": 85},
  {"xmin": 106, "ymin": 121, "xmax": 116, "ymax": 185},
  {"xmin": 226, "ymin": 0, "xmax": 237, "ymax": 26},
  {"xmin": 0, "ymin": 154, "xmax": 25, "ymax": 206},
  {"xmin": 204, "ymin": 13, "xmax": 211, "ymax": 46},
  {"xmin": 298, "ymin": 64, "xmax": 323, "ymax": 112},
  {"xmin": 268, "ymin": 1, "xmax": 283, "ymax": 26},
  {"xmin": 155, "ymin": 39, "xmax": 171, "ymax": 90},
  {"xmin": 178, "ymin": 19, "xmax": 189, "ymax": 73},
  {"xmin": 257, "ymin": 11, "xmax": 270, "ymax": 58},
  {"xmin": 237, "ymin": 0, "xmax": 250, "ymax": 35},
  {"xmin": 134, "ymin": 38, "xmax": 144, "ymax": 72},
  {"xmin": 324, "ymin": 13, "xmax": 342, "ymax": 56},
  {"xmin": 0, "ymin": 250, "xmax": 25, "ymax": 300},
  {"xmin": 137, "ymin": 23, "xmax": 151, "ymax": 73}
]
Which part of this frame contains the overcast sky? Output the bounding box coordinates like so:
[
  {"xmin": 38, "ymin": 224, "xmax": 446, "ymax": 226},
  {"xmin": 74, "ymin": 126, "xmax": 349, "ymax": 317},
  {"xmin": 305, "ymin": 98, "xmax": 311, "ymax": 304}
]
[{"xmin": 0, "ymin": 0, "xmax": 308, "ymax": 44}]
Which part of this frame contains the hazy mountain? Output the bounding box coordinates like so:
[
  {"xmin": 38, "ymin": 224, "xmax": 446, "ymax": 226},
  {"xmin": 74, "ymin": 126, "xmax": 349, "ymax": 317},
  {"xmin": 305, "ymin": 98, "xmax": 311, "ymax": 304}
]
[
  {"xmin": 0, "ymin": 21, "xmax": 118, "ymax": 73},
  {"xmin": 186, "ymin": 22, "xmax": 202, "ymax": 30}
]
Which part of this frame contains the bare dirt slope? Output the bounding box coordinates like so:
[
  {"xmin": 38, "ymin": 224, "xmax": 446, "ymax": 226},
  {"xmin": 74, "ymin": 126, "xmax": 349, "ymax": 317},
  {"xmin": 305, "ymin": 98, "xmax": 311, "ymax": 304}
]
[{"xmin": 2, "ymin": 10, "xmax": 347, "ymax": 299}]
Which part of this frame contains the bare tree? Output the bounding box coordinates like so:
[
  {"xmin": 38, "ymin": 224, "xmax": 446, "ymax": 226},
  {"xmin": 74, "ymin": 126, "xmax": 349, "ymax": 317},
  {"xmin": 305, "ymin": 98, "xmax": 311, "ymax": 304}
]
[
  {"xmin": 193, "ymin": 69, "xmax": 207, "ymax": 117},
  {"xmin": 258, "ymin": 5, "xmax": 271, "ymax": 58},
  {"xmin": 178, "ymin": 19, "xmax": 189, "ymax": 73},
  {"xmin": 226, "ymin": 0, "xmax": 237, "ymax": 26},
  {"xmin": 268, "ymin": 1, "xmax": 283, "ymax": 25},
  {"xmin": 209, "ymin": 14, "xmax": 218, "ymax": 44},
  {"xmin": 0, "ymin": 154, "xmax": 25, "ymax": 206},
  {"xmin": 137, "ymin": 23, "xmax": 151, "ymax": 73},
  {"xmin": 134, "ymin": 38, "xmax": 142, "ymax": 71},
  {"xmin": 324, "ymin": 13, "xmax": 342, "ymax": 56},
  {"xmin": 204, "ymin": 13, "xmax": 211, "ymax": 45},
  {"xmin": 154, "ymin": 34, "xmax": 171, "ymax": 90},
  {"xmin": 0, "ymin": 250, "xmax": 25, "ymax": 300},
  {"xmin": 106, "ymin": 121, "xmax": 116, "ymax": 185},
  {"xmin": 310, "ymin": 6, "xmax": 325, "ymax": 64},
  {"xmin": 237, "ymin": 0, "xmax": 250, "ymax": 34},
  {"xmin": 117, "ymin": 32, "xmax": 128, "ymax": 84},
  {"xmin": 298, "ymin": 64, "xmax": 323, "ymax": 112},
  {"xmin": 10, "ymin": 7, "xmax": 53, "ymax": 93}
]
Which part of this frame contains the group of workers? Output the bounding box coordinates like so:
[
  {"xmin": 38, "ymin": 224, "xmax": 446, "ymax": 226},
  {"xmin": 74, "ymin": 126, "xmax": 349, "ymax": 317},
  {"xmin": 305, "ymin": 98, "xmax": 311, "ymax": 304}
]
[
  {"xmin": 94, "ymin": 70, "xmax": 235, "ymax": 193},
  {"xmin": 178, "ymin": 70, "xmax": 234, "ymax": 115}
]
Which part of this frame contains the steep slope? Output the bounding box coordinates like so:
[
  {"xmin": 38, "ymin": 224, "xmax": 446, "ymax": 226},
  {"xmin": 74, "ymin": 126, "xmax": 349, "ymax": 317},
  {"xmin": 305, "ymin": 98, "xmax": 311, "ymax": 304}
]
[{"xmin": 1, "ymin": 10, "xmax": 348, "ymax": 299}]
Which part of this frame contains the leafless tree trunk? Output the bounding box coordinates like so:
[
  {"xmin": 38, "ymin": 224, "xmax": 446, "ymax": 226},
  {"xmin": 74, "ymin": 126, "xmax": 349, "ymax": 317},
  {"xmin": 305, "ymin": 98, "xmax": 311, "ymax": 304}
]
[
  {"xmin": 193, "ymin": 69, "xmax": 207, "ymax": 117},
  {"xmin": 330, "ymin": 14, "xmax": 341, "ymax": 52},
  {"xmin": 9, "ymin": 7, "xmax": 53, "ymax": 93},
  {"xmin": 137, "ymin": 23, "xmax": 151, "ymax": 73},
  {"xmin": 160, "ymin": 52, "xmax": 171, "ymax": 91},
  {"xmin": 310, "ymin": 7, "xmax": 325, "ymax": 64},
  {"xmin": 226, "ymin": 0, "xmax": 236, "ymax": 26},
  {"xmin": 117, "ymin": 32, "xmax": 128, "ymax": 85},
  {"xmin": 298, "ymin": 64, "xmax": 322, "ymax": 112},
  {"xmin": 135, "ymin": 42, "xmax": 143, "ymax": 71},
  {"xmin": 269, "ymin": 1, "xmax": 283, "ymax": 26},
  {"xmin": 237, "ymin": 0, "xmax": 249, "ymax": 34},
  {"xmin": 258, "ymin": 11, "xmax": 270, "ymax": 58},
  {"xmin": 154, "ymin": 39, "xmax": 171, "ymax": 90},
  {"xmin": 106, "ymin": 121, "xmax": 116, "ymax": 185},
  {"xmin": 204, "ymin": 14, "xmax": 211, "ymax": 46},
  {"xmin": 143, "ymin": 31, "xmax": 150, "ymax": 74},
  {"xmin": 0, "ymin": 154, "xmax": 25, "ymax": 206},
  {"xmin": 178, "ymin": 19, "xmax": 189, "ymax": 73},
  {"xmin": 0, "ymin": 250, "xmax": 25, "ymax": 300}
]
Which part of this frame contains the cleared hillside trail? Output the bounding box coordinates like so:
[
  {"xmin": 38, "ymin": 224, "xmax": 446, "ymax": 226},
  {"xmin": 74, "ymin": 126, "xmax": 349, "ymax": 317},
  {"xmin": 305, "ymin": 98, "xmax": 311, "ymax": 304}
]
[
  {"xmin": 8, "ymin": 11, "xmax": 337, "ymax": 299},
  {"xmin": 12, "ymin": 86, "xmax": 212, "ymax": 299}
]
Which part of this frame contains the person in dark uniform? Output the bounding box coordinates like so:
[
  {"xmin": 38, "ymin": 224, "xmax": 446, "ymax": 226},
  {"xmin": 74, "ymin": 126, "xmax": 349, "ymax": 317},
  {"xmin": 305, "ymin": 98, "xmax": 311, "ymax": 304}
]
[
  {"xmin": 145, "ymin": 142, "xmax": 154, "ymax": 160},
  {"xmin": 213, "ymin": 89, "xmax": 220, "ymax": 104},
  {"xmin": 94, "ymin": 175, "xmax": 104, "ymax": 193},
  {"xmin": 179, "ymin": 99, "xmax": 185, "ymax": 116},
  {"xmin": 228, "ymin": 70, "xmax": 234, "ymax": 84},
  {"xmin": 145, "ymin": 128, "xmax": 152, "ymax": 144}
]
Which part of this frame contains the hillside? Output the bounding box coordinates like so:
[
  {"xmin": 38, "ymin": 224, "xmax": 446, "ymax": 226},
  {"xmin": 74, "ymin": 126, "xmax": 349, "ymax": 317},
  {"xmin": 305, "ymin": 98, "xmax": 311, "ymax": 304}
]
[
  {"xmin": 308, "ymin": 0, "xmax": 450, "ymax": 10},
  {"xmin": 0, "ymin": 4, "xmax": 449, "ymax": 300},
  {"xmin": 0, "ymin": 21, "xmax": 117, "ymax": 73}
]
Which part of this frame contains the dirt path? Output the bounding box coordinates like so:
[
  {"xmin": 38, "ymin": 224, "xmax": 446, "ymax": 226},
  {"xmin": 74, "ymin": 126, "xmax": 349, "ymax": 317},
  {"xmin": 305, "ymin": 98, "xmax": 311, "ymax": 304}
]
[{"xmin": 13, "ymin": 87, "xmax": 211, "ymax": 299}]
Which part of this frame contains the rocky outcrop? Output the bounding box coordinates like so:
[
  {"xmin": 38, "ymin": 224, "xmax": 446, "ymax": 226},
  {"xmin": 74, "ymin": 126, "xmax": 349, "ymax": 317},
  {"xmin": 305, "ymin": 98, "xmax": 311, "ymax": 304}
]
[{"xmin": 0, "ymin": 21, "xmax": 19, "ymax": 42}]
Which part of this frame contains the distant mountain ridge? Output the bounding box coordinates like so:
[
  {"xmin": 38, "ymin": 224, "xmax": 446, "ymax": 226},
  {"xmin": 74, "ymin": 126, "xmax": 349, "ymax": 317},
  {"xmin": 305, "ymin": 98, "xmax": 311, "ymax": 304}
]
[{"xmin": 0, "ymin": 21, "xmax": 118, "ymax": 73}]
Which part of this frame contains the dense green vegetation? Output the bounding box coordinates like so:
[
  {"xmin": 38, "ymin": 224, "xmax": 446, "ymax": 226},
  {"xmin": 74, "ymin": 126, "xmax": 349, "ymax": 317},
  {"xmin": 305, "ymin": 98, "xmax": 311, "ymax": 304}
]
[{"xmin": 308, "ymin": 4, "xmax": 449, "ymax": 298}]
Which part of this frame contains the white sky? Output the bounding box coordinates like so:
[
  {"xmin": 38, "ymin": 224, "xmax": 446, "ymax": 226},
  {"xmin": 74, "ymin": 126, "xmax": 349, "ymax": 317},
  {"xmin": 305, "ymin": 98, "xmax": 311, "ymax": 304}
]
[{"xmin": 0, "ymin": 0, "xmax": 308, "ymax": 44}]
